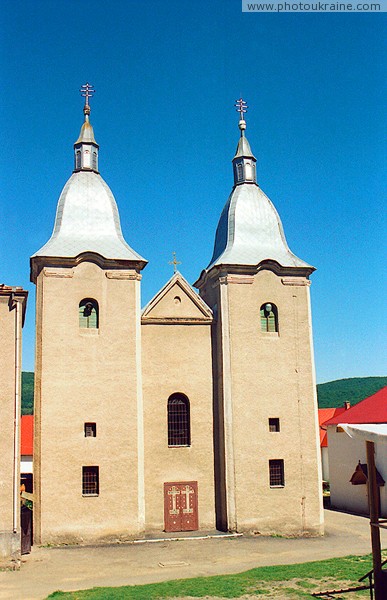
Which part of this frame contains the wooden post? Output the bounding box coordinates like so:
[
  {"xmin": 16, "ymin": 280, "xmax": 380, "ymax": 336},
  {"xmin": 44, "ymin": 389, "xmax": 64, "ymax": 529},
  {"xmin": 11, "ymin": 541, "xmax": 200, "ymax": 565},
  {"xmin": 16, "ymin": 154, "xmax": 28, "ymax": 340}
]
[{"xmin": 366, "ymin": 440, "xmax": 383, "ymax": 599}]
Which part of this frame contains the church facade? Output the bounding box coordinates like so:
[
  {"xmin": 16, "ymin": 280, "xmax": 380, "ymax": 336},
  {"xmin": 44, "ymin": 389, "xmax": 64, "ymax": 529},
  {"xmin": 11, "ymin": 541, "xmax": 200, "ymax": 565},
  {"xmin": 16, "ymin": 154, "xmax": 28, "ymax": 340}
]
[{"xmin": 31, "ymin": 89, "xmax": 323, "ymax": 544}]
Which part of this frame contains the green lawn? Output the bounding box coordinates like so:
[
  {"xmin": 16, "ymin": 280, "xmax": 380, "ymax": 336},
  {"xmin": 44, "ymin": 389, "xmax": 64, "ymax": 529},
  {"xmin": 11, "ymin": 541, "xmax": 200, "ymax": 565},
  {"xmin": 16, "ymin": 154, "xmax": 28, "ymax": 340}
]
[{"xmin": 46, "ymin": 553, "xmax": 381, "ymax": 599}]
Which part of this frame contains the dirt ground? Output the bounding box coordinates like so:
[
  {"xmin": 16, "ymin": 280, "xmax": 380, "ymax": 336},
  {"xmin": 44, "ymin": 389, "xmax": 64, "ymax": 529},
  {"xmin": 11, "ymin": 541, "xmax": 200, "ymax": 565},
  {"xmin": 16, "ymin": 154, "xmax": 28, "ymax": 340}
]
[{"xmin": 1, "ymin": 509, "xmax": 386, "ymax": 600}]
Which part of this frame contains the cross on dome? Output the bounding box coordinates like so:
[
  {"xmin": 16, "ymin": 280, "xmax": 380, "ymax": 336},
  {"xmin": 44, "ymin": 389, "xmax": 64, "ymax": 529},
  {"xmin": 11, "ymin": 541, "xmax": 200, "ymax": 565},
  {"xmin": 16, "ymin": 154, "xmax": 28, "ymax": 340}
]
[
  {"xmin": 80, "ymin": 83, "xmax": 95, "ymax": 117},
  {"xmin": 234, "ymin": 98, "xmax": 248, "ymax": 135}
]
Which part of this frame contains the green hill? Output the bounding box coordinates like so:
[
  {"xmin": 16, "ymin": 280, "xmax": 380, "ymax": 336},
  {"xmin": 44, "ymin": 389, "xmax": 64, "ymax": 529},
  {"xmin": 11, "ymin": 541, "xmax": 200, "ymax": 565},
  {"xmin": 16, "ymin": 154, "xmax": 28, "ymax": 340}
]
[
  {"xmin": 317, "ymin": 376, "xmax": 387, "ymax": 408},
  {"xmin": 21, "ymin": 373, "xmax": 386, "ymax": 414},
  {"xmin": 21, "ymin": 371, "xmax": 34, "ymax": 415}
]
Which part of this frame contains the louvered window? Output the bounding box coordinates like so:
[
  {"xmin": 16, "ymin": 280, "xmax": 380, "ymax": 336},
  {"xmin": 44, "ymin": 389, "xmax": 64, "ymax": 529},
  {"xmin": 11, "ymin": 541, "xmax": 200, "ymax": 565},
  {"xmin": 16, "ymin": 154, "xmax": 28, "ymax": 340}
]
[
  {"xmin": 82, "ymin": 466, "xmax": 99, "ymax": 495},
  {"xmin": 236, "ymin": 163, "xmax": 243, "ymax": 181},
  {"xmin": 79, "ymin": 299, "xmax": 99, "ymax": 329},
  {"xmin": 260, "ymin": 303, "xmax": 278, "ymax": 333},
  {"xmin": 168, "ymin": 394, "xmax": 190, "ymax": 446},
  {"xmin": 92, "ymin": 151, "xmax": 97, "ymax": 170},
  {"xmin": 76, "ymin": 150, "xmax": 81, "ymax": 169}
]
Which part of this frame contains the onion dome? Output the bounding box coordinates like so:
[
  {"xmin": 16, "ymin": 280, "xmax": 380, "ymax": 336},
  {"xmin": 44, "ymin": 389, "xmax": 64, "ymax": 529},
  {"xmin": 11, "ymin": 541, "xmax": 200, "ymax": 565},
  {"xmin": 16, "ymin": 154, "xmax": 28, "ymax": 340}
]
[
  {"xmin": 31, "ymin": 84, "xmax": 147, "ymax": 275},
  {"xmin": 206, "ymin": 99, "xmax": 313, "ymax": 272}
]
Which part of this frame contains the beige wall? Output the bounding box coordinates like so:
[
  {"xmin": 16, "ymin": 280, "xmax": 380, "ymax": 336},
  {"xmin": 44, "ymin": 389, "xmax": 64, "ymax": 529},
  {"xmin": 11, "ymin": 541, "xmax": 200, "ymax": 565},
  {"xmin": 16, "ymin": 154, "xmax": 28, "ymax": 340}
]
[
  {"xmin": 199, "ymin": 268, "xmax": 323, "ymax": 536},
  {"xmin": 0, "ymin": 289, "xmax": 26, "ymax": 560},
  {"xmin": 328, "ymin": 426, "xmax": 387, "ymax": 518},
  {"xmin": 33, "ymin": 262, "xmax": 143, "ymax": 544},
  {"xmin": 141, "ymin": 279, "xmax": 215, "ymax": 531}
]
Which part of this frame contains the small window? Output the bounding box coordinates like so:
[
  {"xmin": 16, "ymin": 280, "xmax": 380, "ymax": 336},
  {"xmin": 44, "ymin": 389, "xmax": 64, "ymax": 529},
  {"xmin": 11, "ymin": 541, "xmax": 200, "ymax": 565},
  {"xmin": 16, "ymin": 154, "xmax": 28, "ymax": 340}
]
[
  {"xmin": 76, "ymin": 150, "xmax": 81, "ymax": 169},
  {"xmin": 236, "ymin": 163, "xmax": 243, "ymax": 181},
  {"xmin": 84, "ymin": 423, "xmax": 96, "ymax": 437},
  {"xmin": 269, "ymin": 418, "xmax": 280, "ymax": 432},
  {"xmin": 92, "ymin": 151, "xmax": 97, "ymax": 170},
  {"xmin": 167, "ymin": 393, "xmax": 190, "ymax": 446},
  {"xmin": 260, "ymin": 302, "xmax": 278, "ymax": 333},
  {"xmin": 269, "ymin": 459, "xmax": 285, "ymax": 487},
  {"xmin": 82, "ymin": 466, "xmax": 99, "ymax": 495},
  {"xmin": 79, "ymin": 298, "xmax": 99, "ymax": 329}
]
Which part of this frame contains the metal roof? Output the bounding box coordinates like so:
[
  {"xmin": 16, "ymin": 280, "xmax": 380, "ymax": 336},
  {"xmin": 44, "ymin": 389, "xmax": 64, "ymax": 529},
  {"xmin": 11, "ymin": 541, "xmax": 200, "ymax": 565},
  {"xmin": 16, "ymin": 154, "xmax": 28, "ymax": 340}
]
[
  {"xmin": 207, "ymin": 182, "xmax": 312, "ymax": 270},
  {"xmin": 32, "ymin": 171, "xmax": 146, "ymax": 262},
  {"xmin": 233, "ymin": 134, "xmax": 255, "ymax": 159},
  {"xmin": 75, "ymin": 119, "xmax": 97, "ymax": 145}
]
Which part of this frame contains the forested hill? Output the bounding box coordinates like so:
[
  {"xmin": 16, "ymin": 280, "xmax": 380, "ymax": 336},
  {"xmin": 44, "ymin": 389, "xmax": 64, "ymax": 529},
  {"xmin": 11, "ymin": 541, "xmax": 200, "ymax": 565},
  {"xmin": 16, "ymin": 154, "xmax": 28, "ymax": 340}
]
[
  {"xmin": 21, "ymin": 373, "xmax": 387, "ymax": 414},
  {"xmin": 316, "ymin": 377, "xmax": 387, "ymax": 408}
]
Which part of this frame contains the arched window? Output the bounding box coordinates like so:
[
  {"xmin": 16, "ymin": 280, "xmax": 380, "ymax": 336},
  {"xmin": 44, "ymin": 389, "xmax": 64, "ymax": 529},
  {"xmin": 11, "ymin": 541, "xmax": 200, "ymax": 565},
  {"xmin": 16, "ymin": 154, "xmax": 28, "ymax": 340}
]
[
  {"xmin": 92, "ymin": 151, "xmax": 97, "ymax": 170},
  {"xmin": 167, "ymin": 393, "xmax": 190, "ymax": 446},
  {"xmin": 79, "ymin": 298, "xmax": 99, "ymax": 329},
  {"xmin": 236, "ymin": 163, "xmax": 243, "ymax": 181},
  {"xmin": 76, "ymin": 150, "xmax": 81, "ymax": 169},
  {"xmin": 260, "ymin": 302, "xmax": 278, "ymax": 333}
]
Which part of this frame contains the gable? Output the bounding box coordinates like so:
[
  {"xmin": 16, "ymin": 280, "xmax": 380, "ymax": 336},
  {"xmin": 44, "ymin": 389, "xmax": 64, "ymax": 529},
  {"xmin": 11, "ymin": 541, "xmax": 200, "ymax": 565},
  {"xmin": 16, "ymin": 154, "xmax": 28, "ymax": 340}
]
[{"xmin": 142, "ymin": 273, "xmax": 212, "ymax": 325}]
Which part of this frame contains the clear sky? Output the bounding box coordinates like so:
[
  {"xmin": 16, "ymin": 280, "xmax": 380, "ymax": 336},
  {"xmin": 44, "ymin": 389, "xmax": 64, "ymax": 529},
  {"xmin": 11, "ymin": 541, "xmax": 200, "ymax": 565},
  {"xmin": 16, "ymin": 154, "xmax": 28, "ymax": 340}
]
[{"xmin": 1, "ymin": 1, "xmax": 385, "ymax": 382}]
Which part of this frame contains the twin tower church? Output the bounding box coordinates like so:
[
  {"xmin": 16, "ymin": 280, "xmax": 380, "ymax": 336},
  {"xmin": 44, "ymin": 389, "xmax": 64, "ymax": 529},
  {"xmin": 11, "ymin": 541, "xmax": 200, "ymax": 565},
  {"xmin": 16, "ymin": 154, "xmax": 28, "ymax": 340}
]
[{"xmin": 30, "ymin": 87, "xmax": 323, "ymax": 544}]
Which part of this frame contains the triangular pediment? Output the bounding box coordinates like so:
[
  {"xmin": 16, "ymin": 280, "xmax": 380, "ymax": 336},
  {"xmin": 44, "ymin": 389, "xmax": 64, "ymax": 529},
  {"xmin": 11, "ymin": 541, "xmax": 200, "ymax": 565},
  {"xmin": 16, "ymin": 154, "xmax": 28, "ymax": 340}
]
[{"xmin": 142, "ymin": 272, "xmax": 212, "ymax": 324}]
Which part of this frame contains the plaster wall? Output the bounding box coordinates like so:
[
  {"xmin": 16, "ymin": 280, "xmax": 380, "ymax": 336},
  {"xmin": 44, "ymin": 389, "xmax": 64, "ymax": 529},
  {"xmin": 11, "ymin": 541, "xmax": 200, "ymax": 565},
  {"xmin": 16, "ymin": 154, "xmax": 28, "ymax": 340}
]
[
  {"xmin": 321, "ymin": 447, "xmax": 329, "ymax": 482},
  {"xmin": 201, "ymin": 268, "xmax": 323, "ymax": 536},
  {"xmin": 20, "ymin": 457, "xmax": 33, "ymax": 474},
  {"xmin": 141, "ymin": 287, "xmax": 215, "ymax": 532},
  {"xmin": 33, "ymin": 262, "xmax": 142, "ymax": 544},
  {"xmin": 0, "ymin": 296, "xmax": 19, "ymax": 559},
  {"xmin": 328, "ymin": 426, "xmax": 387, "ymax": 517}
]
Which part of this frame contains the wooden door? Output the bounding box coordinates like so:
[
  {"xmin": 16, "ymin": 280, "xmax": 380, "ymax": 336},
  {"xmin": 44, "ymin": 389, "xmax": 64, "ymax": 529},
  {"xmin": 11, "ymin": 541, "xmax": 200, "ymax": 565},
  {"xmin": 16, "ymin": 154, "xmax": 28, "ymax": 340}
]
[{"xmin": 164, "ymin": 481, "xmax": 198, "ymax": 532}]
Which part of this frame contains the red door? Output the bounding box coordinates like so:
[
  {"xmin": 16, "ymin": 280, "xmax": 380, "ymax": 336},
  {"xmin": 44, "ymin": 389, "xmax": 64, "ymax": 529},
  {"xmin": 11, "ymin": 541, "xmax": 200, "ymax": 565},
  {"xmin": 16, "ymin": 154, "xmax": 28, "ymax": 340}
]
[{"xmin": 164, "ymin": 481, "xmax": 198, "ymax": 532}]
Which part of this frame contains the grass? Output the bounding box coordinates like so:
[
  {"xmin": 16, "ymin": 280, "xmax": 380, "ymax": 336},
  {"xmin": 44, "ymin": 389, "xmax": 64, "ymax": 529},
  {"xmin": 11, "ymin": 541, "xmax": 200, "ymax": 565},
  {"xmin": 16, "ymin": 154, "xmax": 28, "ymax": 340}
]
[{"xmin": 46, "ymin": 552, "xmax": 380, "ymax": 599}]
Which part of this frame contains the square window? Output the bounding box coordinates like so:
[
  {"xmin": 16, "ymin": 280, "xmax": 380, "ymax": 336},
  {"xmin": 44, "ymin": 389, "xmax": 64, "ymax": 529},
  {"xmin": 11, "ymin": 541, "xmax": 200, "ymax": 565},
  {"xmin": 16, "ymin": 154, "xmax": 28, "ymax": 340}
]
[
  {"xmin": 269, "ymin": 418, "xmax": 280, "ymax": 432},
  {"xmin": 269, "ymin": 459, "xmax": 284, "ymax": 487},
  {"xmin": 84, "ymin": 422, "xmax": 96, "ymax": 437},
  {"xmin": 82, "ymin": 466, "xmax": 99, "ymax": 495}
]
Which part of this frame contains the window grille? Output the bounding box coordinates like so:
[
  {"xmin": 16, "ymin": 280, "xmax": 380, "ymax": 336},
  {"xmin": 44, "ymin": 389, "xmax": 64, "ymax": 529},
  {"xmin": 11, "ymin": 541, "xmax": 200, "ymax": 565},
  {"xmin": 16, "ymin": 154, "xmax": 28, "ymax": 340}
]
[
  {"xmin": 79, "ymin": 299, "xmax": 99, "ymax": 329},
  {"xmin": 269, "ymin": 459, "xmax": 285, "ymax": 487},
  {"xmin": 84, "ymin": 423, "xmax": 96, "ymax": 437},
  {"xmin": 269, "ymin": 418, "xmax": 280, "ymax": 432},
  {"xmin": 82, "ymin": 466, "xmax": 99, "ymax": 495},
  {"xmin": 167, "ymin": 394, "xmax": 190, "ymax": 446},
  {"xmin": 260, "ymin": 303, "xmax": 278, "ymax": 332}
]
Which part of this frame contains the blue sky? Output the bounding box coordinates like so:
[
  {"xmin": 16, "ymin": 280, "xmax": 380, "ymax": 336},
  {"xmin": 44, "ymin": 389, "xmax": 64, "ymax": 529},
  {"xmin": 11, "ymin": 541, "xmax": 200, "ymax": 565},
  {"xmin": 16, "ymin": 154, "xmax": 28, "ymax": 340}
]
[{"xmin": 1, "ymin": 1, "xmax": 385, "ymax": 382}]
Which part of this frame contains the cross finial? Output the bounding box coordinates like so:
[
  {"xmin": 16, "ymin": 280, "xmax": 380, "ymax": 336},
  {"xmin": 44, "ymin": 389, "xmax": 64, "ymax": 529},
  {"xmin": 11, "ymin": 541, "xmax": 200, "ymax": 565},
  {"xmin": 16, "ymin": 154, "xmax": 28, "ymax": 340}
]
[
  {"xmin": 80, "ymin": 82, "xmax": 95, "ymax": 118},
  {"xmin": 235, "ymin": 98, "xmax": 248, "ymax": 135},
  {"xmin": 169, "ymin": 251, "xmax": 181, "ymax": 273}
]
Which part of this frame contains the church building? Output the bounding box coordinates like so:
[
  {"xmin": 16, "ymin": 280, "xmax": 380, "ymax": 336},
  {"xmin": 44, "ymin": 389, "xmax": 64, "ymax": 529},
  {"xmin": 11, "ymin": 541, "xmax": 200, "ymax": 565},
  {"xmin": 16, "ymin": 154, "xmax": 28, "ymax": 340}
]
[{"xmin": 30, "ymin": 87, "xmax": 323, "ymax": 544}]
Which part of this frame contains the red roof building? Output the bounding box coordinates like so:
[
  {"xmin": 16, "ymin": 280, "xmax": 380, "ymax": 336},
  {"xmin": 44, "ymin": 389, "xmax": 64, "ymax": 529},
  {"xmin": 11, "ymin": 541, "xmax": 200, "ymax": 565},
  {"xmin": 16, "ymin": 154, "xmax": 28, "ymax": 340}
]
[
  {"xmin": 21, "ymin": 415, "xmax": 34, "ymax": 456},
  {"xmin": 323, "ymin": 387, "xmax": 387, "ymax": 427},
  {"xmin": 318, "ymin": 407, "xmax": 347, "ymax": 447}
]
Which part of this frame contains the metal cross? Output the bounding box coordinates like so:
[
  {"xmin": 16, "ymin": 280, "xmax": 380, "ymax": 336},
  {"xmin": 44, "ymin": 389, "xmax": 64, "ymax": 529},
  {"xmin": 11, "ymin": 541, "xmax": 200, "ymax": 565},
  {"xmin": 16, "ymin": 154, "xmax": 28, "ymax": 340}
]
[
  {"xmin": 80, "ymin": 82, "xmax": 95, "ymax": 107},
  {"xmin": 235, "ymin": 97, "xmax": 248, "ymax": 118},
  {"xmin": 169, "ymin": 251, "xmax": 181, "ymax": 273}
]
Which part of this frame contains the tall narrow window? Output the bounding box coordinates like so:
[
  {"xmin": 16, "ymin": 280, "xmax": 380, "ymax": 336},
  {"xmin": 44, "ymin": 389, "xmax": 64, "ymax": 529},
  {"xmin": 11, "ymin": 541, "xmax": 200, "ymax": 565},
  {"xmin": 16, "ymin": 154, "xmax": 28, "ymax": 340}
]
[
  {"xmin": 269, "ymin": 459, "xmax": 285, "ymax": 487},
  {"xmin": 82, "ymin": 466, "xmax": 99, "ymax": 495},
  {"xmin": 76, "ymin": 150, "xmax": 81, "ymax": 169},
  {"xmin": 79, "ymin": 299, "xmax": 99, "ymax": 329},
  {"xmin": 167, "ymin": 393, "xmax": 190, "ymax": 446},
  {"xmin": 236, "ymin": 163, "xmax": 243, "ymax": 181},
  {"xmin": 92, "ymin": 151, "xmax": 97, "ymax": 170},
  {"xmin": 260, "ymin": 303, "xmax": 278, "ymax": 333}
]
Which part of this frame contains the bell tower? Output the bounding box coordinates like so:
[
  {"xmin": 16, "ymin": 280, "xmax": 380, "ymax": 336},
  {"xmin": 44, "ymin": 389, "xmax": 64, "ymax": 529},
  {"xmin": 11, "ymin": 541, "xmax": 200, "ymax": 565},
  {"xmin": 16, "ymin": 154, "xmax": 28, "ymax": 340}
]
[
  {"xmin": 31, "ymin": 85, "xmax": 147, "ymax": 544},
  {"xmin": 195, "ymin": 100, "xmax": 323, "ymax": 535}
]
